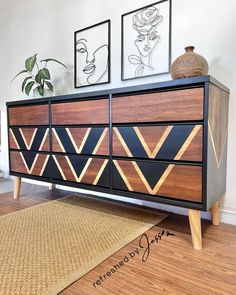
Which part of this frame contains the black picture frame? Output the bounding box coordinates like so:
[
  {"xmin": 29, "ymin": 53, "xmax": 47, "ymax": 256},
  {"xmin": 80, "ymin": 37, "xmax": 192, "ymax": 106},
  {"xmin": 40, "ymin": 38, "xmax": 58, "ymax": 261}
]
[
  {"xmin": 121, "ymin": 0, "xmax": 171, "ymax": 81},
  {"xmin": 74, "ymin": 20, "xmax": 111, "ymax": 88}
]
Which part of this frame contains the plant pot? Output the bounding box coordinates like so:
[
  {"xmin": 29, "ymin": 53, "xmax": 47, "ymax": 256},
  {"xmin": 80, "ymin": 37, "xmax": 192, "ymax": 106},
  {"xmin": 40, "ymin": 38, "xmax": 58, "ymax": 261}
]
[
  {"xmin": 171, "ymin": 46, "xmax": 209, "ymax": 79},
  {"xmin": 33, "ymin": 88, "xmax": 52, "ymax": 98}
]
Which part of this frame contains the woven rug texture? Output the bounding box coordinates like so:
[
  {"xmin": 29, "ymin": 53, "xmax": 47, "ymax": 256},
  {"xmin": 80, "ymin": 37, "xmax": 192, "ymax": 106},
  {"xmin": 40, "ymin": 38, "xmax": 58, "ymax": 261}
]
[{"xmin": 0, "ymin": 194, "xmax": 166, "ymax": 295}]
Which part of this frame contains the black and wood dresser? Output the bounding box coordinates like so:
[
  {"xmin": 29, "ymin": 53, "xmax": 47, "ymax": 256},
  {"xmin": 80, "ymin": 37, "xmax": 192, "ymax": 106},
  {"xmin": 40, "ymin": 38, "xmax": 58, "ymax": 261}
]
[{"xmin": 6, "ymin": 76, "xmax": 229, "ymax": 249}]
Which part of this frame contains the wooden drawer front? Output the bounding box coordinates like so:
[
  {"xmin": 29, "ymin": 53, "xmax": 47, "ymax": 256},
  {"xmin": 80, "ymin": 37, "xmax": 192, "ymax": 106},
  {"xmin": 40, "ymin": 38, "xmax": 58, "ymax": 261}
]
[
  {"xmin": 10, "ymin": 151, "xmax": 51, "ymax": 178},
  {"xmin": 9, "ymin": 104, "xmax": 49, "ymax": 126},
  {"xmin": 113, "ymin": 124, "xmax": 202, "ymax": 162},
  {"xmin": 112, "ymin": 88, "xmax": 203, "ymax": 123},
  {"xmin": 52, "ymin": 127, "xmax": 109, "ymax": 155},
  {"xmin": 9, "ymin": 127, "xmax": 49, "ymax": 151},
  {"xmin": 52, "ymin": 99, "xmax": 109, "ymax": 125},
  {"xmin": 51, "ymin": 154, "xmax": 109, "ymax": 187},
  {"xmin": 113, "ymin": 160, "xmax": 202, "ymax": 202}
]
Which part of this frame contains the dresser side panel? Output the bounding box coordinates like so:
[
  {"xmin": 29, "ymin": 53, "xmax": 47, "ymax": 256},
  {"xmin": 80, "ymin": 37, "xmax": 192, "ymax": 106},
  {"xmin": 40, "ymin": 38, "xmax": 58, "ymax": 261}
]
[{"xmin": 207, "ymin": 83, "xmax": 229, "ymax": 210}]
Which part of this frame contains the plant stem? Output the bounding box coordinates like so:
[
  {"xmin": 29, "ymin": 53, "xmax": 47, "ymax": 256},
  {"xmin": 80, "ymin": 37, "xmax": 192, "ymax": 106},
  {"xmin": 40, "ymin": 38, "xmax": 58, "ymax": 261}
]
[
  {"xmin": 26, "ymin": 70, "xmax": 40, "ymax": 87},
  {"xmin": 35, "ymin": 62, "xmax": 40, "ymax": 72}
]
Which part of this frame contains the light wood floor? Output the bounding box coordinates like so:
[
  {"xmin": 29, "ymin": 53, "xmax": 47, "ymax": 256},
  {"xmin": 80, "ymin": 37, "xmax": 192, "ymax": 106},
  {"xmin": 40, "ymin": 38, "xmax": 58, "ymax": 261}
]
[{"xmin": 1, "ymin": 183, "xmax": 236, "ymax": 295}]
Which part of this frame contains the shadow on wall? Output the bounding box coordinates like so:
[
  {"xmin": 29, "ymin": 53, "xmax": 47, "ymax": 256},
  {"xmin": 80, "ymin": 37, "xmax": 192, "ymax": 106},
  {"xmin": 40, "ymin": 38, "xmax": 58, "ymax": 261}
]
[
  {"xmin": 210, "ymin": 57, "xmax": 234, "ymax": 85},
  {"xmin": 53, "ymin": 64, "xmax": 74, "ymax": 95}
]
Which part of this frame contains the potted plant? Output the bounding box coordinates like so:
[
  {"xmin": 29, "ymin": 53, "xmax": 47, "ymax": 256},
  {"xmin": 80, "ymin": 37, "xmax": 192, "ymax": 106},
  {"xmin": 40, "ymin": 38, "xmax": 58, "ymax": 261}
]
[{"xmin": 11, "ymin": 54, "xmax": 67, "ymax": 96}]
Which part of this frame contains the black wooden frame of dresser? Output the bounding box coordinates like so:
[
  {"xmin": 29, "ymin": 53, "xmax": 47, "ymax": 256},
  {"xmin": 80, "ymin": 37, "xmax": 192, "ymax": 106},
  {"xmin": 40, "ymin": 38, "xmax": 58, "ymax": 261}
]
[{"xmin": 7, "ymin": 76, "xmax": 229, "ymax": 212}]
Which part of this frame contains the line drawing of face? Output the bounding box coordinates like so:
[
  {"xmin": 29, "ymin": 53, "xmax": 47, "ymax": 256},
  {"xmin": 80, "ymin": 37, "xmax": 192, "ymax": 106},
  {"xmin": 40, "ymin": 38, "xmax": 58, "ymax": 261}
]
[
  {"xmin": 128, "ymin": 6, "xmax": 163, "ymax": 77},
  {"xmin": 76, "ymin": 38, "xmax": 108, "ymax": 85},
  {"xmin": 134, "ymin": 26, "xmax": 160, "ymax": 58}
]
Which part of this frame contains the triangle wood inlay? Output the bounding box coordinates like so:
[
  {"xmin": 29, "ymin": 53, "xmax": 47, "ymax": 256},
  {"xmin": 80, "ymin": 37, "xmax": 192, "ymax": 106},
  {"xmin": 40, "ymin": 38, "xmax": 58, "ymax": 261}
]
[
  {"xmin": 113, "ymin": 159, "xmax": 174, "ymax": 195},
  {"xmin": 66, "ymin": 128, "xmax": 91, "ymax": 154},
  {"xmin": 39, "ymin": 129, "xmax": 49, "ymax": 151},
  {"xmin": 134, "ymin": 126, "xmax": 173, "ymax": 158},
  {"xmin": 113, "ymin": 128, "xmax": 133, "ymax": 157},
  {"xmin": 134, "ymin": 126, "xmax": 171, "ymax": 154},
  {"xmin": 10, "ymin": 129, "xmax": 20, "ymax": 149},
  {"xmin": 208, "ymin": 84, "xmax": 229, "ymax": 168},
  {"xmin": 174, "ymin": 125, "xmax": 202, "ymax": 160},
  {"xmin": 52, "ymin": 155, "xmax": 108, "ymax": 185},
  {"xmin": 131, "ymin": 161, "xmax": 174, "ymax": 195},
  {"xmin": 92, "ymin": 128, "xmax": 109, "ymax": 155},
  {"xmin": 19, "ymin": 128, "xmax": 37, "ymax": 150},
  {"xmin": 19, "ymin": 152, "xmax": 50, "ymax": 175},
  {"xmin": 178, "ymin": 125, "xmax": 202, "ymax": 161}
]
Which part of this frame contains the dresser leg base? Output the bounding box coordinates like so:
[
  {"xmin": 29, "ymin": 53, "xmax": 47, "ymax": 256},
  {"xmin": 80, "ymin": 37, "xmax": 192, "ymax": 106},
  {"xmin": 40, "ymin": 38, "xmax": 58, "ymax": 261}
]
[
  {"xmin": 14, "ymin": 176, "xmax": 21, "ymax": 199},
  {"xmin": 49, "ymin": 183, "xmax": 56, "ymax": 190},
  {"xmin": 188, "ymin": 209, "xmax": 202, "ymax": 250},
  {"xmin": 210, "ymin": 201, "xmax": 220, "ymax": 225}
]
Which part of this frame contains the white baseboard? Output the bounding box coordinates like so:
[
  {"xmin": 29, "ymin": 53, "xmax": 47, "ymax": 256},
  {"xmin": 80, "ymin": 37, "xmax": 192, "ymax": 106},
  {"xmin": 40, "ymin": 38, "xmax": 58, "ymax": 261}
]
[{"xmin": 220, "ymin": 208, "xmax": 236, "ymax": 225}]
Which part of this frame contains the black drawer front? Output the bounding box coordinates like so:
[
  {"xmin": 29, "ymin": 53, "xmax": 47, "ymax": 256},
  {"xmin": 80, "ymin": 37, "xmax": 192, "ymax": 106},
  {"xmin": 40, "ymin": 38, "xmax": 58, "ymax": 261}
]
[
  {"xmin": 113, "ymin": 124, "xmax": 203, "ymax": 162},
  {"xmin": 112, "ymin": 159, "xmax": 202, "ymax": 203},
  {"xmin": 9, "ymin": 127, "xmax": 49, "ymax": 152},
  {"xmin": 52, "ymin": 127, "xmax": 109, "ymax": 156},
  {"xmin": 51, "ymin": 154, "xmax": 109, "ymax": 188},
  {"xmin": 10, "ymin": 150, "xmax": 51, "ymax": 178}
]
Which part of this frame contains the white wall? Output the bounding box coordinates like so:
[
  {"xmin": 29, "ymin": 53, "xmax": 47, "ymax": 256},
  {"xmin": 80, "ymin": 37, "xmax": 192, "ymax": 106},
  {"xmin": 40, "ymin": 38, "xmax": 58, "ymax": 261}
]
[{"xmin": 1, "ymin": 0, "xmax": 236, "ymax": 224}]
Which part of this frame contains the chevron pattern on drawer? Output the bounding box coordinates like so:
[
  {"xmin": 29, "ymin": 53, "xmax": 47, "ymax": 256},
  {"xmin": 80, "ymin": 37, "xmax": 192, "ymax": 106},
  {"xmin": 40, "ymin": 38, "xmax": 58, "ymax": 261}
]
[
  {"xmin": 10, "ymin": 128, "xmax": 50, "ymax": 151},
  {"xmin": 10, "ymin": 151, "xmax": 51, "ymax": 177},
  {"xmin": 52, "ymin": 155, "xmax": 109, "ymax": 187},
  {"xmin": 52, "ymin": 127, "xmax": 109, "ymax": 155},
  {"xmin": 113, "ymin": 125, "xmax": 202, "ymax": 161},
  {"xmin": 113, "ymin": 160, "xmax": 202, "ymax": 202}
]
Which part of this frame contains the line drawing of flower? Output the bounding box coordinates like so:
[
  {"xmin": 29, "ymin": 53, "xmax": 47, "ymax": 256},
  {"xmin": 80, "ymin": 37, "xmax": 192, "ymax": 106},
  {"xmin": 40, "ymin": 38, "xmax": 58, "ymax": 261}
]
[{"xmin": 128, "ymin": 6, "xmax": 163, "ymax": 77}]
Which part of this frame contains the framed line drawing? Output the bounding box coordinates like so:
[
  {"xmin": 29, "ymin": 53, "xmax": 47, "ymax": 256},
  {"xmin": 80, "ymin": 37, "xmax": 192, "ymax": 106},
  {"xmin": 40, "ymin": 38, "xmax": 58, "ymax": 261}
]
[
  {"xmin": 74, "ymin": 20, "xmax": 110, "ymax": 88},
  {"xmin": 121, "ymin": 0, "xmax": 171, "ymax": 81}
]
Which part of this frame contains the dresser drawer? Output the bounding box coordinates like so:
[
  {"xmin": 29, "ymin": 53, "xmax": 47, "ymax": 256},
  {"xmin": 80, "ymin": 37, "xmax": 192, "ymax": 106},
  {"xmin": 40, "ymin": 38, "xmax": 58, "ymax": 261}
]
[
  {"xmin": 112, "ymin": 88, "xmax": 204, "ymax": 123},
  {"xmin": 10, "ymin": 151, "xmax": 51, "ymax": 178},
  {"xmin": 52, "ymin": 127, "xmax": 109, "ymax": 155},
  {"xmin": 51, "ymin": 154, "xmax": 109, "ymax": 187},
  {"xmin": 8, "ymin": 104, "xmax": 49, "ymax": 126},
  {"xmin": 112, "ymin": 159, "xmax": 202, "ymax": 202},
  {"xmin": 113, "ymin": 124, "xmax": 202, "ymax": 162},
  {"xmin": 9, "ymin": 127, "xmax": 49, "ymax": 152},
  {"xmin": 51, "ymin": 98, "xmax": 109, "ymax": 125}
]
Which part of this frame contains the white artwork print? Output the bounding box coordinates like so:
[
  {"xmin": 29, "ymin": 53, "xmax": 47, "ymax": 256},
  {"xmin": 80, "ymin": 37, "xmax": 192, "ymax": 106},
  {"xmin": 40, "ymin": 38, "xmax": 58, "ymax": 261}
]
[
  {"xmin": 122, "ymin": 0, "xmax": 170, "ymax": 80},
  {"xmin": 75, "ymin": 21, "xmax": 110, "ymax": 87}
]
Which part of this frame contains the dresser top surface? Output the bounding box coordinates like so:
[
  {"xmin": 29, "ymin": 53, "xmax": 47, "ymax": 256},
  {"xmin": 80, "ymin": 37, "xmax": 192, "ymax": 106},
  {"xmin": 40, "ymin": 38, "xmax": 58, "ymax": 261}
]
[{"xmin": 7, "ymin": 75, "xmax": 229, "ymax": 107}]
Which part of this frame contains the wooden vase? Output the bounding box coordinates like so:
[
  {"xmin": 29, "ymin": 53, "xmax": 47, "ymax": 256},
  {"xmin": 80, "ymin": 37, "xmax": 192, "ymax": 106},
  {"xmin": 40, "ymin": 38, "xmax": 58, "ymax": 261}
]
[{"xmin": 171, "ymin": 46, "xmax": 209, "ymax": 79}]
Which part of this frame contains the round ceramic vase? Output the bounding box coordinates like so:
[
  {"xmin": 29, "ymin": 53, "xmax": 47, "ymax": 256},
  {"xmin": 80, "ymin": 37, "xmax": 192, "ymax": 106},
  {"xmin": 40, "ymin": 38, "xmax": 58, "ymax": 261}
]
[{"xmin": 171, "ymin": 46, "xmax": 209, "ymax": 79}]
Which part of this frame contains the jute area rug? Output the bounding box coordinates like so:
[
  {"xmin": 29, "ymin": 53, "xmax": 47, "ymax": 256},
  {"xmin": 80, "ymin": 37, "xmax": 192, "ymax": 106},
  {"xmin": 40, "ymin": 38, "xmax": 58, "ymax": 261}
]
[{"xmin": 0, "ymin": 194, "xmax": 166, "ymax": 295}]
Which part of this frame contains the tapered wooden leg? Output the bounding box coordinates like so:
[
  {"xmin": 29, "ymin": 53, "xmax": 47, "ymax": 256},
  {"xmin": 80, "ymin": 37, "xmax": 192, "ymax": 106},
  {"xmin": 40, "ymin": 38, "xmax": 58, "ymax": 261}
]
[
  {"xmin": 49, "ymin": 183, "xmax": 56, "ymax": 190},
  {"xmin": 188, "ymin": 209, "xmax": 202, "ymax": 250},
  {"xmin": 210, "ymin": 201, "xmax": 220, "ymax": 225},
  {"xmin": 14, "ymin": 176, "xmax": 21, "ymax": 199}
]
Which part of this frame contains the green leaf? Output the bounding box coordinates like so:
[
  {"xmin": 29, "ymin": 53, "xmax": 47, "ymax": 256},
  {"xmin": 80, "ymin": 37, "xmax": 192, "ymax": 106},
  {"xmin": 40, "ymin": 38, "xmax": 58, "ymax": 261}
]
[
  {"xmin": 41, "ymin": 58, "xmax": 67, "ymax": 68},
  {"xmin": 44, "ymin": 80, "xmax": 53, "ymax": 92},
  {"xmin": 25, "ymin": 54, "xmax": 37, "ymax": 72},
  {"xmin": 35, "ymin": 72, "xmax": 42, "ymax": 84},
  {"xmin": 39, "ymin": 68, "xmax": 50, "ymax": 80},
  {"xmin": 36, "ymin": 85, "xmax": 44, "ymax": 96},
  {"xmin": 22, "ymin": 76, "xmax": 33, "ymax": 93},
  {"xmin": 11, "ymin": 70, "xmax": 28, "ymax": 83},
  {"xmin": 25, "ymin": 81, "xmax": 35, "ymax": 96}
]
